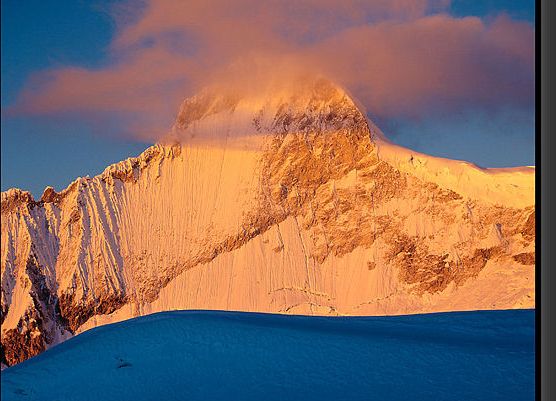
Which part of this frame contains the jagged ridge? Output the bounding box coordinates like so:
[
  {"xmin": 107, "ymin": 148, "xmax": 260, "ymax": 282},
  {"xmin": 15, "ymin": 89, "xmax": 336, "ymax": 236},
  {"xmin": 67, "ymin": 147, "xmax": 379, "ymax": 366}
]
[{"xmin": 1, "ymin": 78, "xmax": 535, "ymax": 367}]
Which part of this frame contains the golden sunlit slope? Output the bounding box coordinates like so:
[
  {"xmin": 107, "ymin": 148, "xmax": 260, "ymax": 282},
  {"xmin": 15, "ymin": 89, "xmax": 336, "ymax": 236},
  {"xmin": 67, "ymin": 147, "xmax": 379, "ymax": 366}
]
[{"xmin": 1, "ymin": 78, "xmax": 534, "ymax": 366}]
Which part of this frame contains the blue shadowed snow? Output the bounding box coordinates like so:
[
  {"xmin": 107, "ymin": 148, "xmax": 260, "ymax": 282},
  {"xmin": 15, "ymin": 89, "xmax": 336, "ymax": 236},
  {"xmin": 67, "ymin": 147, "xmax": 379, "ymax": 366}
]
[{"xmin": 1, "ymin": 309, "xmax": 535, "ymax": 401}]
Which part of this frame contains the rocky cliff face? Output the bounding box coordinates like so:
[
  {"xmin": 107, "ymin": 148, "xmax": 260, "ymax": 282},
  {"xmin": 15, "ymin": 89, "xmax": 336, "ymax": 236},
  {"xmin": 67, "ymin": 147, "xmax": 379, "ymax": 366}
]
[{"xmin": 0, "ymin": 78, "xmax": 535, "ymax": 366}]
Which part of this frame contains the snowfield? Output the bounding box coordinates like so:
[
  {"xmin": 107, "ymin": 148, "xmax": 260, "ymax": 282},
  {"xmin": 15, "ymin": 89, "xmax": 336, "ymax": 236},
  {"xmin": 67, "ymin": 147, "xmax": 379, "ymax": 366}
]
[{"xmin": 1, "ymin": 309, "xmax": 534, "ymax": 401}]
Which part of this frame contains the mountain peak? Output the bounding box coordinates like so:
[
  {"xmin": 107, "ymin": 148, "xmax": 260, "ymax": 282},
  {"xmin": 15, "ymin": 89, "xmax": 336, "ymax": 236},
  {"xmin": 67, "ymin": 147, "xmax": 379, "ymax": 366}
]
[
  {"xmin": 1, "ymin": 75, "xmax": 535, "ymax": 367},
  {"xmin": 170, "ymin": 77, "xmax": 369, "ymax": 143}
]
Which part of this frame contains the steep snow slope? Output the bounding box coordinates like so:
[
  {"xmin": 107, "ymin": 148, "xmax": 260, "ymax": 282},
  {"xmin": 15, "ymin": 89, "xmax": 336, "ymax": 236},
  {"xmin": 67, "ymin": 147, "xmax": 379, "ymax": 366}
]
[
  {"xmin": 1, "ymin": 310, "xmax": 535, "ymax": 401},
  {"xmin": 1, "ymin": 78, "xmax": 535, "ymax": 366}
]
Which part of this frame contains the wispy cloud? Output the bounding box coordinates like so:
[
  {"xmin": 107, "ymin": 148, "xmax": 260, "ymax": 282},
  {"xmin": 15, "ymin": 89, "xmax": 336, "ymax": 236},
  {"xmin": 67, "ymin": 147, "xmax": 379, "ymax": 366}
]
[{"xmin": 9, "ymin": 0, "xmax": 534, "ymax": 141}]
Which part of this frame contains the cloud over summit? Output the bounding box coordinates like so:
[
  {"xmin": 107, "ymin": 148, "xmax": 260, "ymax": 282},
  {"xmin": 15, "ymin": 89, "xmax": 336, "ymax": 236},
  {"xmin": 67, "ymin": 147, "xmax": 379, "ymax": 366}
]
[{"xmin": 11, "ymin": 0, "xmax": 534, "ymax": 141}]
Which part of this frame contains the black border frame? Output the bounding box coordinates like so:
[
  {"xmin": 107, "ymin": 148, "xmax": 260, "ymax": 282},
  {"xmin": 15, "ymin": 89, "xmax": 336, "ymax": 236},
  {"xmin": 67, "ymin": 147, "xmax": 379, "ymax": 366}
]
[{"xmin": 540, "ymin": 0, "xmax": 555, "ymax": 400}]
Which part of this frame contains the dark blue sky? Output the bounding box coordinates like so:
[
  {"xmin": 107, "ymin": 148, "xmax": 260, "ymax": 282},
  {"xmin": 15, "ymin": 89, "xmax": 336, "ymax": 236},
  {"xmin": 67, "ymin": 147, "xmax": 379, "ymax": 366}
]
[
  {"xmin": 1, "ymin": 1, "xmax": 151, "ymax": 196},
  {"xmin": 1, "ymin": 0, "xmax": 535, "ymax": 196}
]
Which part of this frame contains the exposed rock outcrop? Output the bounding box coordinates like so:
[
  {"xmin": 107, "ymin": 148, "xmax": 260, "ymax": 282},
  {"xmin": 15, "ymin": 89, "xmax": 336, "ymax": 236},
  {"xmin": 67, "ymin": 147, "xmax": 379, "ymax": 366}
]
[{"xmin": 1, "ymin": 78, "xmax": 535, "ymax": 366}]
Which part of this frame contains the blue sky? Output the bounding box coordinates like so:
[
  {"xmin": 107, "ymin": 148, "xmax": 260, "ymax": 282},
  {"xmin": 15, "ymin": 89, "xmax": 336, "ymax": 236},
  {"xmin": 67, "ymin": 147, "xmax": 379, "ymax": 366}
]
[
  {"xmin": 1, "ymin": 0, "xmax": 535, "ymax": 197},
  {"xmin": 1, "ymin": 1, "xmax": 150, "ymax": 196}
]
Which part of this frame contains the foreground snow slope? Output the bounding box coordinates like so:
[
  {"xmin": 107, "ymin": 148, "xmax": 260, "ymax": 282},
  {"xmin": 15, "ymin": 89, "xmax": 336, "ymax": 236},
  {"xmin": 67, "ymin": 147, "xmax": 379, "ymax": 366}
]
[
  {"xmin": 1, "ymin": 309, "xmax": 535, "ymax": 401},
  {"xmin": 1, "ymin": 78, "xmax": 535, "ymax": 365}
]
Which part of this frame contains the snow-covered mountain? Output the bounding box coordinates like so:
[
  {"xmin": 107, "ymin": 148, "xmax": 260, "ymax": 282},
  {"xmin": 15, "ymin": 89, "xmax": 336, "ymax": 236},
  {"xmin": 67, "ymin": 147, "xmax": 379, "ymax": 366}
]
[{"xmin": 0, "ymin": 78, "xmax": 535, "ymax": 366}]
